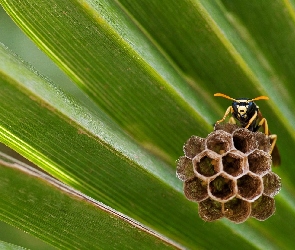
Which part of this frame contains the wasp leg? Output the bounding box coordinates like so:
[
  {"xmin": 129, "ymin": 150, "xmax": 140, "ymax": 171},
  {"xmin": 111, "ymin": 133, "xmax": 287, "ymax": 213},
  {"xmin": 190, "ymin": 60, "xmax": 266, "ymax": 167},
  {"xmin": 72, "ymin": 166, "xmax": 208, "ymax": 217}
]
[
  {"xmin": 258, "ymin": 118, "xmax": 277, "ymax": 154},
  {"xmin": 216, "ymin": 106, "xmax": 233, "ymax": 124},
  {"xmin": 229, "ymin": 117, "xmax": 236, "ymax": 124},
  {"xmin": 258, "ymin": 118, "xmax": 269, "ymax": 135},
  {"xmin": 268, "ymin": 134, "xmax": 277, "ymax": 155},
  {"xmin": 245, "ymin": 111, "xmax": 257, "ymax": 129}
]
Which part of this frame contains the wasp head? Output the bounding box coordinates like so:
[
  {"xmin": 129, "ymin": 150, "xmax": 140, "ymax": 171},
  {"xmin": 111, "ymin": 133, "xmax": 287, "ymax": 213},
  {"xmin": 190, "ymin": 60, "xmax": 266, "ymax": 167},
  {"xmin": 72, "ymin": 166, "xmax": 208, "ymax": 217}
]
[{"xmin": 232, "ymin": 99, "xmax": 257, "ymax": 120}]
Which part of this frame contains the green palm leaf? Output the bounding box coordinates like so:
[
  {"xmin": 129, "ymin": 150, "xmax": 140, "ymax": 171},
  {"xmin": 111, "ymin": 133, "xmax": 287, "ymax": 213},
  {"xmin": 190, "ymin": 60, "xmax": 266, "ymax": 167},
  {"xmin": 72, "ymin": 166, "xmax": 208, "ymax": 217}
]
[{"xmin": 0, "ymin": 0, "xmax": 294, "ymax": 249}]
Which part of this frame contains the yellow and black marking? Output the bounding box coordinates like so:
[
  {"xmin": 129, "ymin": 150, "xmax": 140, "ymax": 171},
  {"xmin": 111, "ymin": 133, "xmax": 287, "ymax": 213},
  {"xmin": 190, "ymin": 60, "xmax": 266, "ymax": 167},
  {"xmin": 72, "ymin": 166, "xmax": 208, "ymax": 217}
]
[{"xmin": 214, "ymin": 93, "xmax": 280, "ymax": 166}]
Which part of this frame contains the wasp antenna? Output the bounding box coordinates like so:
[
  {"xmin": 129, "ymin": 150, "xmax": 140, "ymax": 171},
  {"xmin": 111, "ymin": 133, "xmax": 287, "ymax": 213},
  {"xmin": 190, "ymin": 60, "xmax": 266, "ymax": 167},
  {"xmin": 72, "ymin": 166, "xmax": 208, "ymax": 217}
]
[
  {"xmin": 214, "ymin": 93, "xmax": 236, "ymax": 101},
  {"xmin": 251, "ymin": 96, "xmax": 269, "ymax": 101}
]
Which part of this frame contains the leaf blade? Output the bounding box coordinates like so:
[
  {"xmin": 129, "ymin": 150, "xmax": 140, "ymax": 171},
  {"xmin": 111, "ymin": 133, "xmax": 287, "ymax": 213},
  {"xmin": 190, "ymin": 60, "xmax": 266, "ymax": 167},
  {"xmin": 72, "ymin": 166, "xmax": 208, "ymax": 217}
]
[
  {"xmin": 0, "ymin": 0, "xmax": 294, "ymax": 248},
  {"xmin": 1, "ymin": 0, "xmax": 215, "ymax": 165},
  {"xmin": 0, "ymin": 42, "xmax": 260, "ymax": 250},
  {"xmin": 0, "ymin": 153, "xmax": 181, "ymax": 250}
]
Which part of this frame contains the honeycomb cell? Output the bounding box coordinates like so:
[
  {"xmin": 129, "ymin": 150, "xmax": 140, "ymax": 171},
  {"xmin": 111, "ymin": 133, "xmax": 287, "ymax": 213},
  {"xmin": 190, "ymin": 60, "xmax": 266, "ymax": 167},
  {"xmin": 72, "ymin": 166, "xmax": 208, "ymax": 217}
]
[
  {"xmin": 263, "ymin": 172, "xmax": 282, "ymax": 197},
  {"xmin": 198, "ymin": 198, "xmax": 223, "ymax": 222},
  {"xmin": 184, "ymin": 177, "xmax": 208, "ymax": 202},
  {"xmin": 237, "ymin": 174, "xmax": 263, "ymax": 201},
  {"xmin": 193, "ymin": 151, "xmax": 221, "ymax": 178},
  {"xmin": 176, "ymin": 156, "xmax": 194, "ymax": 181},
  {"xmin": 214, "ymin": 123, "xmax": 239, "ymax": 134},
  {"xmin": 206, "ymin": 130, "xmax": 232, "ymax": 154},
  {"xmin": 248, "ymin": 150, "xmax": 271, "ymax": 175},
  {"xmin": 224, "ymin": 198, "xmax": 251, "ymax": 223},
  {"xmin": 184, "ymin": 136, "xmax": 205, "ymax": 159},
  {"xmin": 255, "ymin": 132, "xmax": 271, "ymax": 153},
  {"xmin": 209, "ymin": 175, "xmax": 235, "ymax": 201},
  {"xmin": 222, "ymin": 151, "xmax": 246, "ymax": 177},
  {"xmin": 251, "ymin": 195, "xmax": 275, "ymax": 221},
  {"xmin": 233, "ymin": 128, "xmax": 258, "ymax": 153}
]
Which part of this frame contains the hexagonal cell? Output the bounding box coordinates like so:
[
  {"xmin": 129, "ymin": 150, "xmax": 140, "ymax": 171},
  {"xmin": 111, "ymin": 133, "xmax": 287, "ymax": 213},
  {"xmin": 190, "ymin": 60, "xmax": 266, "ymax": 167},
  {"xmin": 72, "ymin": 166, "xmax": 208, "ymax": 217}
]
[
  {"xmin": 263, "ymin": 172, "xmax": 282, "ymax": 197},
  {"xmin": 237, "ymin": 174, "xmax": 263, "ymax": 201},
  {"xmin": 209, "ymin": 175, "xmax": 236, "ymax": 201},
  {"xmin": 214, "ymin": 123, "xmax": 240, "ymax": 134},
  {"xmin": 222, "ymin": 151, "xmax": 247, "ymax": 177},
  {"xmin": 184, "ymin": 177, "xmax": 208, "ymax": 202},
  {"xmin": 248, "ymin": 150, "xmax": 271, "ymax": 176},
  {"xmin": 198, "ymin": 198, "xmax": 223, "ymax": 222},
  {"xmin": 251, "ymin": 195, "xmax": 275, "ymax": 221},
  {"xmin": 224, "ymin": 198, "xmax": 251, "ymax": 223},
  {"xmin": 255, "ymin": 132, "xmax": 271, "ymax": 153},
  {"xmin": 193, "ymin": 151, "xmax": 221, "ymax": 178},
  {"xmin": 233, "ymin": 128, "xmax": 258, "ymax": 153},
  {"xmin": 176, "ymin": 156, "xmax": 194, "ymax": 181},
  {"xmin": 184, "ymin": 136, "xmax": 205, "ymax": 159},
  {"xmin": 206, "ymin": 130, "xmax": 232, "ymax": 154}
]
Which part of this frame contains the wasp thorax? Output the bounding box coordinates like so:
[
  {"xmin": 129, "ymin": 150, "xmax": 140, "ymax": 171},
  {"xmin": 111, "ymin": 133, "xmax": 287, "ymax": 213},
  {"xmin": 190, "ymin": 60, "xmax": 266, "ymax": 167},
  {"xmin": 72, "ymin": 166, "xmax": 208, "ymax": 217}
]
[{"xmin": 176, "ymin": 123, "xmax": 281, "ymax": 223}]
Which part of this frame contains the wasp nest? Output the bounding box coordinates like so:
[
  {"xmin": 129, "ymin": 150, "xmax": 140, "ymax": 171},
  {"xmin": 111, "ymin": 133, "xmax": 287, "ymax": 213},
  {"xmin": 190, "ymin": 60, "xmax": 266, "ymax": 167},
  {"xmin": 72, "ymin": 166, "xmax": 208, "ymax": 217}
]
[{"xmin": 176, "ymin": 123, "xmax": 281, "ymax": 223}]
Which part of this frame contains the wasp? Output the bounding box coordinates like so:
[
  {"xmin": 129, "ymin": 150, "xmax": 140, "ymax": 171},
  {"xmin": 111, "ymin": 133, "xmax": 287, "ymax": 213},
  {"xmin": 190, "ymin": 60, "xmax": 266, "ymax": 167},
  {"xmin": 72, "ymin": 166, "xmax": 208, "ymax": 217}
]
[{"xmin": 214, "ymin": 93, "xmax": 280, "ymax": 166}]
